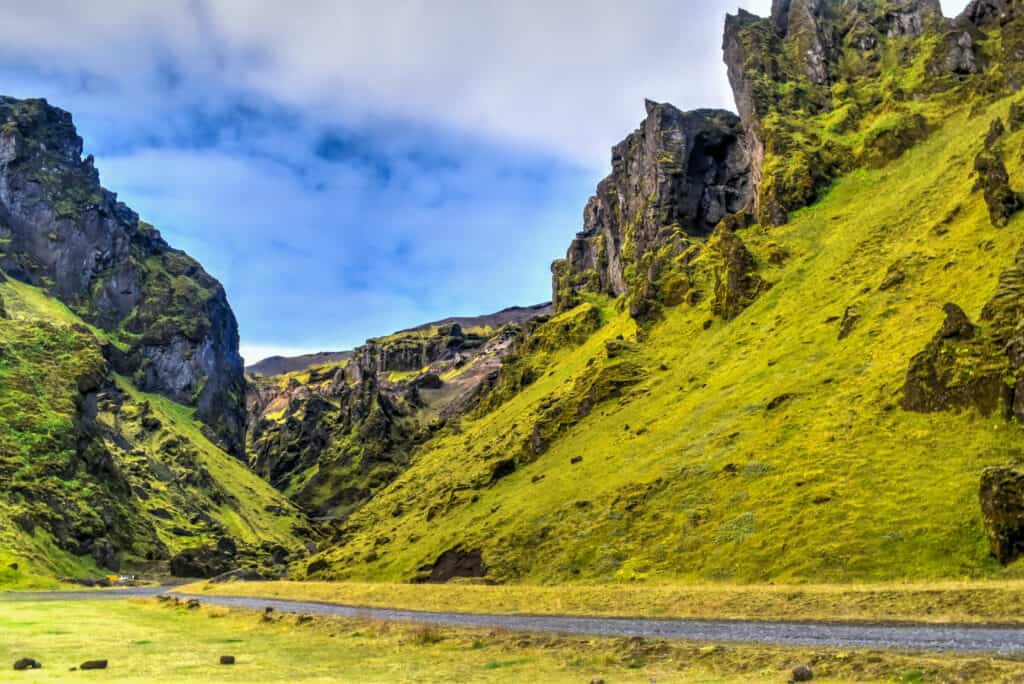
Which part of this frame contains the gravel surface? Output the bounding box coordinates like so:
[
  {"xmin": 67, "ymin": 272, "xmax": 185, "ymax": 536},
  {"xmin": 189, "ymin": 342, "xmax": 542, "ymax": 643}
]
[{"xmin": 5, "ymin": 587, "xmax": 1024, "ymax": 653}]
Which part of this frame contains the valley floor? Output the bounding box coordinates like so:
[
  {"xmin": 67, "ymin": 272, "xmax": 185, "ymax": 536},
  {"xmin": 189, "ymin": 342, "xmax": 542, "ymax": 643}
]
[
  {"xmin": 184, "ymin": 579, "xmax": 1024, "ymax": 626},
  {"xmin": 4, "ymin": 596, "xmax": 1024, "ymax": 683}
]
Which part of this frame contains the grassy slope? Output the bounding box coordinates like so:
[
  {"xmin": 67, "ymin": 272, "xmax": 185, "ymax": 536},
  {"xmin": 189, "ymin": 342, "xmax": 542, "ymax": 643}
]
[
  {"xmin": 316, "ymin": 94, "xmax": 1024, "ymax": 584},
  {"xmin": 0, "ymin": 279, "xmax": 304, "ymax": 589},
  {"xmin": 3, "ymin": 599, "xmax": 1023, "ymax": 683}
]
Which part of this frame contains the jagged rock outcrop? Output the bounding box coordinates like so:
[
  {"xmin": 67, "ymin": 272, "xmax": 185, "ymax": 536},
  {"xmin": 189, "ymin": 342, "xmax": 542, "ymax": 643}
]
[
  {"xmin": 0, "ymin": 96, "xmax": 245, "ymax": 456},
  {"xmin": 902, "ymin": 234, "xmax": 1024, "ymax": 422},
  {"xmin": 960, "ymin": 0, "xmax": 1023, "ymax": 27},
  {"xmin": 707, "ymin": 223, "xmax": 772, "ymax": 320},
  {"xmin": 981, "ymin": 241, "xmax": 1024, "ymax": 422},
  {"xmin": 724, "ymin": 1, "xmax": 950, "ymax": 225},
  {"xmin": 980, "ymin": 466, "xmax": 1024, "ymax": 564},
  {"xmin": 901, "ymin": 304, "xmax": 1008, "ymax": 415},
  {"xmin": 552, "ymin": 101, "xmax": 751, "ymax": 314},
  {"xmin": 975, "ymin": 118, "xmax": 1023, "ymax": 227}
]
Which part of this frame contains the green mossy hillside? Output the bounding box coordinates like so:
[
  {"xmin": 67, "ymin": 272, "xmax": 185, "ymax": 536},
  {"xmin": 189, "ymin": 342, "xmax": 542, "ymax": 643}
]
[
  {"xmin": 0, "ymin": 278, "xmax": 308, "ymax": 588},
  {"xmin": 309, "ymin": 92, "xmax": 1024, "ymax": 584}
]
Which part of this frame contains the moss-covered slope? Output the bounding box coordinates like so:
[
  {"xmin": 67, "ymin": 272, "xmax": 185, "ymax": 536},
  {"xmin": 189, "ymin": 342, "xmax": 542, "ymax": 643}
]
[
  {"xmin": 305, "ymin": 55, "xmax": 1024, "ymax": 583},
  {"xmin": 0, "ymin": 276, "xmax": 309, "ymax": 588}
]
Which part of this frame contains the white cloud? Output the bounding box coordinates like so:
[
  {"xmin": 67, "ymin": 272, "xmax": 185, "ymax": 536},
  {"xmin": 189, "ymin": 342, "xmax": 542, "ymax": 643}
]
[{"xmin": 0, "ymin": 1, "xmax": 976, "ymax": 168}]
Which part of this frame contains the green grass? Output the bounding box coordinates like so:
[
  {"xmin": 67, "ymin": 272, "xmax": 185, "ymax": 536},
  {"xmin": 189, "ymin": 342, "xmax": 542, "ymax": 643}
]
[
  {"xmin": 3, "ymin": 598, "xmax": 1024, "ymax": 682},
  {"xmin": 312, "ymin": 94, "xmax": 1024, "ymax": 584},
  {"xmin": 113, "ymin": 378, "xmax": 305, "ymax": 549}
]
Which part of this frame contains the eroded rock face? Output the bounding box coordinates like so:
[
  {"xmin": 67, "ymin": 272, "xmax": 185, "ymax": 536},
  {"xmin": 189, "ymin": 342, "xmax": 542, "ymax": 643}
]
[
  {"xmin": 708, "ymin": 223, "xmax": 771, "ymax": 320},
  {"xmin": 0, "ymin": 96, "xmax": 244, "ymax": 456},
  {"xmin": 901, "ymin": 304, "xmax": 1007, "ymax": 415},
  {"xmin": 416, "ymin": 548, "xmax": 486, "ymax": 583},
  {"xmin": 981, "ymin": 467, "xmax": 1024, "ymax": 564},
  {"xmin": 982, "ymin": 242, "xmax": 1024, "ymax": 422},
  {"xmin": 247, "ymin": 308, "xmax": 548, "ymax": 517},
  {"xmin": 974, "ymin": 121, "xmax": 1023, "ymax": 227},
  {"xmin": 552, "ymin": 102, "xmax": 750, "ymax": 312},
  {"xmin": 724, "ymin": 1, "xmax": 944, "ymax": 224},
  {"xmin": 960, "ymin": 0, "xmax": 1023, "ymax": 27},
  {"xmin": 169, "ymin": 545, "xmax": 236, "ymax": 578}
]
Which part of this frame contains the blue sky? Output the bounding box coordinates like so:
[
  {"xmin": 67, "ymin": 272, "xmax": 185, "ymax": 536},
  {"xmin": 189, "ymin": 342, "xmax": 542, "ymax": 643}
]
[{"xmin": 0, "ymin": 0, "xmax": 969, "ymax": 361}]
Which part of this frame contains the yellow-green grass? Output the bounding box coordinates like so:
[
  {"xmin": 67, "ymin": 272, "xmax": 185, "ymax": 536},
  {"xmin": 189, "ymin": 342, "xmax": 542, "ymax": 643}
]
[
  {"xmin": 3, "ymin": 599, "xmax": 1024, "ymax": 683},
  {"xmin": 315, "ymin": 94, "xmax": 1024, "ymax": 584},
  {"xmin": 112, "ymin": 377, "xmax": 304, "ymax": 550},
  {"xmin": 182, "ymin": 579, "xmax": 1024, "ymax": 626}
]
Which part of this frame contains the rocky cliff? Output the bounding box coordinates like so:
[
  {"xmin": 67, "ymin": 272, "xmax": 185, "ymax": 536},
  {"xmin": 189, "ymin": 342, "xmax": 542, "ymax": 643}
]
[
  {"xmin": 551, "ymin": 100, "xmax": 772, "ymax": 325},
  {"xmin": 722, "ymin": 0, "xmax": 1024, "ymax": 226},
  {"xmin": 0, "ymin": 97, "xmax": 245, "ymax": 456},
  {"xmin": 246, "ymin": 305, "xmax": 552, "ymax": 518}
]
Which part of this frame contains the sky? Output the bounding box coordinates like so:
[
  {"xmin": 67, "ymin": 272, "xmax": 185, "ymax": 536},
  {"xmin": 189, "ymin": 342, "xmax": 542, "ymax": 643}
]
[{"xmin": 0, "ymin": 0, "xmax": 971, "ymax": 362}]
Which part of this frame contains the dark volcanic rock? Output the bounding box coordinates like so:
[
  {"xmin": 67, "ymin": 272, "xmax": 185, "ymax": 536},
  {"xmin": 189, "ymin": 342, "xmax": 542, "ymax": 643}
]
[
  {"xmin": 13, "ymin": 658, "xmax": 41, "ymax": 671},
  {"xmin": 792, "ymin": 664, "xmax": 815, "ymax": 682},
  {"xmin": 974, "ymin": 147, "xmax": 1022, "ymax": 227},
  {"xmin": 80, "ymin": 660, "xmax": 108, "ymax": 671},
  {"xmin": 960, "ymin": 0, "xmax": 1022, "ymax": 27},
  {"xmin": 418, "ymin": 548, "xmax": 486, "ymax": 583},
  {"xmin": 901, "ymin": 304, "xmax": 1007, "ymax": 415},
  {"xmin": 169, "ymin": 546, "xmax": 234, "ymax": 579},
  {"xmin": 981, "ymin": 467, "xmax": 1024, "ymax": 564},
  {"xmin": 981, "ymin": 242, "xmax": 1024, "ymax": 423},
  {"xmin": 0, "ymin": 96, "xmax": 245, "ymax": 456},
  {"xmin": 723, "ymin": 1, "xmax": 943, "ymax": 224},
  {"xmin": 552, "ymin": 102, "xmax": 750, "ymax": 312}
]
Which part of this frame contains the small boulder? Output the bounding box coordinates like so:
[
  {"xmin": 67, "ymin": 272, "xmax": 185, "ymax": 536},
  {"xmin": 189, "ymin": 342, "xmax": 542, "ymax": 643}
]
[
  {"xmin": 792, "ymin": 664, "xmax": 814, "ymax": 681},
  {"xmin": 13, "ymin": 658, "xmax": 41, "ymax": 671},
  {"xmin": 7, "ymin": 562, "xmax": 18, "ymax": 571},
  {"xmin": 219, "ymin": 656, "xmax": 235, "ymax": 666},
  {"xmin": 80, "ymin": 660, "xmax": 108, "ymax": 671},
  {"xmin": 216, "ymin": 537, "xmax": 238, "ymax": 557}
]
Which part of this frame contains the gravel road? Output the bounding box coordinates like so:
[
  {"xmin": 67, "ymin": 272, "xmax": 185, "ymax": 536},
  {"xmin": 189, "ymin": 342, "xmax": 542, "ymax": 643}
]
[{"xmin": 5, "ymin": 587, "xmax": 1024, "ymax": 653}]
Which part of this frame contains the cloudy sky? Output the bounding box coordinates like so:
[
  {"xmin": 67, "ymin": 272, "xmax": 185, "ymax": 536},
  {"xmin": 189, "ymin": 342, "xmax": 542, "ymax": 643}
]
[{"xmin": 0, "ymin": 0, "xmax": 971, "ymax": 361}]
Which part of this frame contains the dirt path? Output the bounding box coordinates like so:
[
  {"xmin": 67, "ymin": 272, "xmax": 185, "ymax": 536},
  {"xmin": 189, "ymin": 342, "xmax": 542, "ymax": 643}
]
[{"xmin": 5, "ymin": 587, "xmax": 1024, "ymax": 653}]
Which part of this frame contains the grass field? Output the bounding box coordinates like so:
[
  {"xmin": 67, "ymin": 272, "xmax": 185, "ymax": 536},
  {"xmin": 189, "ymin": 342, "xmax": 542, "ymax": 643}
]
[
  {"xmin": 4, "ymin": 598, "xmax": 1024, "ymax": 682},
  {"xmin": 184, "ymin": 579, "xmax": 1024, "ymax": 626}
]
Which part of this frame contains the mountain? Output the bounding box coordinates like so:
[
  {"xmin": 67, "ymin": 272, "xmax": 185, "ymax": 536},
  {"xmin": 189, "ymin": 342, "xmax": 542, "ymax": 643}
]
[
  {"xmin": 0, "ymin": 97, "xmax": 245, "ymax": 457},
  {"xmin": 12, "ymin": 0, "xmax": 1024, "ymax": 588},
  {"xmin": 0, "ymin": 97, "xmax": 309, "ymax": 587},
  {"xmin": 247, "ymin": 351, "xmax": 355, "ymax": 378},
  {"xmin": 244, "ymin": 304, "xmax": 551, "ymax": 377},
  {"xmin": 287, "ymin": 0, "xmax": 1024, "ymax": 583},
  {"xmin": 245, "ymin": 303, "xmax": 554, "ymax": 519}
]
